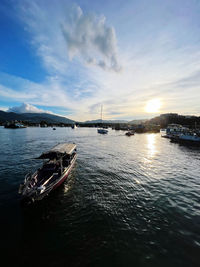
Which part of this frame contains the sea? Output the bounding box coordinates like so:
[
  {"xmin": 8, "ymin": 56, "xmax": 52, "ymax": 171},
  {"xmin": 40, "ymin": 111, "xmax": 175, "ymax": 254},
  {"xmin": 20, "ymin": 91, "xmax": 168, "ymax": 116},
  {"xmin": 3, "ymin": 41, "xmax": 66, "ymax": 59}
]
[{"xmin": 0, "ymin": 126, "xmax": 200, "ymax": 267}]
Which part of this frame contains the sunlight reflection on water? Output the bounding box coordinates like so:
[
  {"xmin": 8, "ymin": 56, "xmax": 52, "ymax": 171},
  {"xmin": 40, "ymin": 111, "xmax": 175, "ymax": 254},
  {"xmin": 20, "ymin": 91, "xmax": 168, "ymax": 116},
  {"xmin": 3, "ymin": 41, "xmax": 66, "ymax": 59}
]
[{"xmin": 147, "ymin": 133, "xmax": 157, "ymax": 157}]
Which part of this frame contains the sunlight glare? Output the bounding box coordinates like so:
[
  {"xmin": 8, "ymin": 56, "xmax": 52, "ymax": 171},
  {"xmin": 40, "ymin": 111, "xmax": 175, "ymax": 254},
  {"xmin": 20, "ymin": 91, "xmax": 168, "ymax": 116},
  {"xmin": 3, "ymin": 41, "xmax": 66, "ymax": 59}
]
[
  {"xmin": 147, "ymin": 134, "xmax": 157, "ymax": 157},
  {"xmin": 145, "ymin": 99, "xmax": 162, "ymax": 113}
]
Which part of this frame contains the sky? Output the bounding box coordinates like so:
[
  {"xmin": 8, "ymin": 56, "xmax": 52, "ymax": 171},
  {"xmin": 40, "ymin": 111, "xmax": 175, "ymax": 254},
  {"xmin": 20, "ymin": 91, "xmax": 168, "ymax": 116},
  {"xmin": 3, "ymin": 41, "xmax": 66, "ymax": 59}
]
[{"xmin": 1, "ymin": 0, "xmax": 200, "ymax": 121}]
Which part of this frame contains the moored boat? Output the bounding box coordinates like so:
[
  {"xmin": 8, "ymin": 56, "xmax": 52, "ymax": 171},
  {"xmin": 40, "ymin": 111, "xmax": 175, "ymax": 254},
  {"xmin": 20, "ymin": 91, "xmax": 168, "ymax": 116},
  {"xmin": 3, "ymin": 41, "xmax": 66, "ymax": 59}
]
[
  {"xmin": 97, "ymin": 105, "xmax": 109, "ymax": 135},
  {"xmin": 4, "ymin": 122, "xmax": 26, "ymax": 128},
  {"xmin": 170, "ymin": 132, "xmax": 200, "ymax": 145},
  {"xmin": 160, "ymin": 124, "xmax": 188, "ymax": 138},
  {"xmin": 19, "ymin": 143, "xmax": 77, "ymax": 203}
]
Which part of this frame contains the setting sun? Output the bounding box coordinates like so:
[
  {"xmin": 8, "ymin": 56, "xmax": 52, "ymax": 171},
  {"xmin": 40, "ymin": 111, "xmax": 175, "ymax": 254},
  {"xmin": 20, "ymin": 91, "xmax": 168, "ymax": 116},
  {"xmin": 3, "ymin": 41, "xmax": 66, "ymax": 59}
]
[{"xmin": 145, "ymin": 99, "xmax": 162, "ymax": 113}]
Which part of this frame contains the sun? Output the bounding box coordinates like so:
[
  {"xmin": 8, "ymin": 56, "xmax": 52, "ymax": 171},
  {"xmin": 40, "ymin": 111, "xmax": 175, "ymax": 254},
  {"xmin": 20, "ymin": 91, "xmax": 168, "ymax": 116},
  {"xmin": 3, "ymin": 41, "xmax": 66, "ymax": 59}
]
[{"xmin": 145, "ymin": 99, "xmax": 162, "ymax": 113}]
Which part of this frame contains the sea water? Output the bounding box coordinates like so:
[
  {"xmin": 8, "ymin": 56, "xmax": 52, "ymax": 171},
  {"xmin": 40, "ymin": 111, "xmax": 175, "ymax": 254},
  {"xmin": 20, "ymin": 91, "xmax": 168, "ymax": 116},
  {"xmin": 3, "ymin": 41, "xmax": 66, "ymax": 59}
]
[{"xmin": 0, "ymin": 126, "xmax": 200, "ymax": 266}]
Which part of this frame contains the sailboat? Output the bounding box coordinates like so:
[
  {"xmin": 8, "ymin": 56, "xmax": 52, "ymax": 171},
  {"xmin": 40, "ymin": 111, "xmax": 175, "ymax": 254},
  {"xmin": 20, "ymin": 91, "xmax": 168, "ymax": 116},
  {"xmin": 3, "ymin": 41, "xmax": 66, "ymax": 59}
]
[{"xmin": 97, "ymin": 105, "xmax": 108, "ymax": 134}]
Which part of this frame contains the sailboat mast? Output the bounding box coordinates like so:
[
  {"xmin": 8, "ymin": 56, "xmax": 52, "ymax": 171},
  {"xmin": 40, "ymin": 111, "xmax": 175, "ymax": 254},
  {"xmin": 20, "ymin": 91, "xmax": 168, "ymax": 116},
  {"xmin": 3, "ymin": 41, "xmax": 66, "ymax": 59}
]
[
  {"xmin": 97, "ymin": 104, "xmax": 108, "ymax": 134},
  {"xmin": 101, "ymin": 105, "xmax": 103, "ymax": 122}
]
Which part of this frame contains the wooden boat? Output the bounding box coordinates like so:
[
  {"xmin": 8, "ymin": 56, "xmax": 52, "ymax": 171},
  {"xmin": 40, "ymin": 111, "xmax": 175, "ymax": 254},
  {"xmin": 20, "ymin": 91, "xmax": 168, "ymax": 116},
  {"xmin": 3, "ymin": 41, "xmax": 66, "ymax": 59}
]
[{"xmin": 19, "ymin": 143, "xmax": 77, "ymax": 203}]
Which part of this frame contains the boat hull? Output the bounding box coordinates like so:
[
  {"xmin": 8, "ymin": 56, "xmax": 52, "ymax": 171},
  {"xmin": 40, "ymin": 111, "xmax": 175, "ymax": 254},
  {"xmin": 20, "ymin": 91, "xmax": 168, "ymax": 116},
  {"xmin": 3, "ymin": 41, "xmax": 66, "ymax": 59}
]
[
  {"xmin": 53, "ymin": 154, "xmax": 77, "ymax": 190},
  {"xmin": 20, "ymin": 154, "xmax": 77, "ymax": 203},
  {"xmin": 171, "ymin": 138, "xmax": 200, "ymax": 145},
  {"xmin": 170, "ymin": 135, "xmax": 200, "ymax": 145},
  {"xmin": 97, "ymin": 129, "xmax": 108, "ymax": 134}
]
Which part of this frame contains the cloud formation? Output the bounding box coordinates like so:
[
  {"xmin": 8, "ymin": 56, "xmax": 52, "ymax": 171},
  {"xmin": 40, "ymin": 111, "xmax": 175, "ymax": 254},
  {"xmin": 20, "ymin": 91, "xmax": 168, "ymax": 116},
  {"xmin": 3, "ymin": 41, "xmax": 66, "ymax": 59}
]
[
  {"xmin": 7, "ymin": 103, "xmax": 52, "ymax": 114},
  {"xmin": 61, "ymin": 5, "xmax": 121, "ymax": 71},
  {"xmin": 2, "ymin": 0, "xmax": 199, "ymax": 121},
  {"xmin": 20, "ymin": 2, "xmax": 121, "ymax": 73}
]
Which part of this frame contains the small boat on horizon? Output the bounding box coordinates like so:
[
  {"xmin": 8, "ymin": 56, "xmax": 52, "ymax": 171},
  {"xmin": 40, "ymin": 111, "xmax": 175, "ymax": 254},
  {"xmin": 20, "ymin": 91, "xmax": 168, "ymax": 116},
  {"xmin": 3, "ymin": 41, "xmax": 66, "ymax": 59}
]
[
  {"xmin": 19, "ymin": 143, "xmax": 77, "ymax": 203},
  {"xmin": 4, "ymin": 122, "xmax": 27, "ymax": 129},
  {"xmin": 97, "ymin": 128, "xmax": 108, "ymax": 134},
  {"xmin": 97, "ymin": 105, "xmax": 108, "ymax": 134},
  {"xmin": 125, "ymin": 130, "xmax": 135, "ymax": 136}
]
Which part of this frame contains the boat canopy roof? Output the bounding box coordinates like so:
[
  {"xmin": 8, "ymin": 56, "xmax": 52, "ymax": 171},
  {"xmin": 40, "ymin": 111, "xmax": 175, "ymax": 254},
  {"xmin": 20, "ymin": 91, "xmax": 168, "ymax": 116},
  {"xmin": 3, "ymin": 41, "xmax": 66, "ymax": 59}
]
[{"xmin": 36, "ymin": 143, "xmax": 76, "ymax": 159}]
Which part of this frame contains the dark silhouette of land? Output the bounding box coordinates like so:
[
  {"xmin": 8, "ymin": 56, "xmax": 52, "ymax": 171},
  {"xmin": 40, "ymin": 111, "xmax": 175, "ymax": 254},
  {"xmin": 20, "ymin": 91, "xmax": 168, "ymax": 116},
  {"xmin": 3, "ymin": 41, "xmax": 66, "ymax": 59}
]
[{"xmin": 1, "ymin": 110, "xmax": 200, "ymax": 133}]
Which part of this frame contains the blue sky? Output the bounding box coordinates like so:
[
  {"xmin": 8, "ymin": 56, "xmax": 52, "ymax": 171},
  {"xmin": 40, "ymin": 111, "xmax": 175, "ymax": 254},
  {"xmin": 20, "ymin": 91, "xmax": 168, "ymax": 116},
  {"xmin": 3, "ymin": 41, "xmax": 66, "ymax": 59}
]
[{"xmin": 1, "ymin": 0, "xmax": 200, "ymax": 120}]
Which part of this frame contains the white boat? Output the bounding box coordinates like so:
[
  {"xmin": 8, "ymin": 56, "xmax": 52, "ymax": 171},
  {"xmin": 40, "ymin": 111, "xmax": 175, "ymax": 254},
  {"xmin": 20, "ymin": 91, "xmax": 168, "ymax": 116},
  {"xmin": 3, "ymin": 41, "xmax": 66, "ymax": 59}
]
[
  {"xmin": 161, "ymin": 124, "xmax": 188, "ymax": 138},
  {"xmin": 19, "ymin": 143, "xmax": 77, "ymax": 203},
  {"xmin": 171, "ymin": 132, "xmax": 200, "ymax": 144},
  {"xmin": 97, "ymin": 105, "xmax": 108, "ymax": 134}
]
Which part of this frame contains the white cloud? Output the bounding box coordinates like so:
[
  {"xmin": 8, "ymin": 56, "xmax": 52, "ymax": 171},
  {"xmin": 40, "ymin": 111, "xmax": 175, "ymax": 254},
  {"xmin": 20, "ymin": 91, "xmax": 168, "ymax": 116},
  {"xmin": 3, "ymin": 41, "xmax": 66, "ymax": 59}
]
[
  {"xmin": 7, "ymin": 103, "xmax": 52, "ymax": 114},
  {"xmin": 0, "ymin": 73, "xmax": 76, "ymax": 112},
  {"xmin": 0, "ymin": 106, "xmax": 8, "ymax": 112},
  {"xmin": 61, "ymin": 5, "xmax": 121, "ymax": 71},
  {"xmin": 19, "ymin": 1, "xmax": 121, "ymax": 73}
]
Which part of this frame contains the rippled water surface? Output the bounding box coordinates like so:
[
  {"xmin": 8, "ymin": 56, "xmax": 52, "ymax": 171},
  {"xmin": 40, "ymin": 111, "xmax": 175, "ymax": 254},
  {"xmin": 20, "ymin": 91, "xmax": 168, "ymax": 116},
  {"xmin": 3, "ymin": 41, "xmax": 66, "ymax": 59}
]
[{"xmin": 0, "ymin": 126, "xmax": 200, "ymax": 267}]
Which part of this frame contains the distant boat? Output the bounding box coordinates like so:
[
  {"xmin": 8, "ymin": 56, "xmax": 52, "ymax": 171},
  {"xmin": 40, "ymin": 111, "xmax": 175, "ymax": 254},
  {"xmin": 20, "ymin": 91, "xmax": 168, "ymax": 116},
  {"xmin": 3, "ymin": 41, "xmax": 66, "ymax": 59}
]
[
  {"xmin": 19, "ymin": 143, "xmax": 77, "ymax": 203},
  {"xmin": 53, "ymin": 128, "xmax": 56, "ymax": 130},
  {"xmin": 71, "ymin": 124, "xmax": 76, "ymax": 129},
  {"xmin": 97, "ymin": 128, "xmax": 108, "ymax": 134},
  {"xmin": 160, "ymin": 128, "xmax": 168, "ymax": 137},
  {"xmin": 125, "ymin": 130, "xmax": 135, "ymax": 136},
  {"xmin": 97, "ymin": 105, "xmax": 108, "ymax": 134},
  {"xmin": 4, "ymin": 122, "xmax": 26, "ymax": 129}
]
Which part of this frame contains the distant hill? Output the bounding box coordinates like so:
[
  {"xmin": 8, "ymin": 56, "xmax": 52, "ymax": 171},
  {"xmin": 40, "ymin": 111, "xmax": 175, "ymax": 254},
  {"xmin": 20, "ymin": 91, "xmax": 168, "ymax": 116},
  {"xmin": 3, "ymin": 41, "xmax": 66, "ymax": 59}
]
[
  {"xmin": 128, "ymin": 119, "xmax": 147, "ymax": 124},
  {"xmin": 0, "ymin": 111, "xmax": 26, "ymax": 122},
  {"xmin": 84, "ymin": 119, "xmax": 128, "ymax": 124},
  {"xmin": 148, "ymin": 113, "xmax": 200, "ymax": 128},
  {"xmin": 0, "ymin": 110, "xmax": 74, "ymax": 124}
]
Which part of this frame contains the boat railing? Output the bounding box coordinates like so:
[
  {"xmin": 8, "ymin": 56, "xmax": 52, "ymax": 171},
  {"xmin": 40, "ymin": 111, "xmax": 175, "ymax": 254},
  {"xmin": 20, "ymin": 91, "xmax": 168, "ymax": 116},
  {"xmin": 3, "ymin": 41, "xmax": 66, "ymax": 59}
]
[
  {"xmin": 25, "ymin": 172, "xmax": 32, "ymax": 182},
  {"xmin": 41, "ymin": 172, "xmax": 59, "ymax": 187}
]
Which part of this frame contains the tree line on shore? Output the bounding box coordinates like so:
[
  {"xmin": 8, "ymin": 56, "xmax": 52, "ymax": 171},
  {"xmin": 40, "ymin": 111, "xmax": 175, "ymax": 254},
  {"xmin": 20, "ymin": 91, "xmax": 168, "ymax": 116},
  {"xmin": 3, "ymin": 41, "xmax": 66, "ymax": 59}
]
[{"xmin": 1, "ymin": 113, "xmax": 200, "ymax": 133}]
